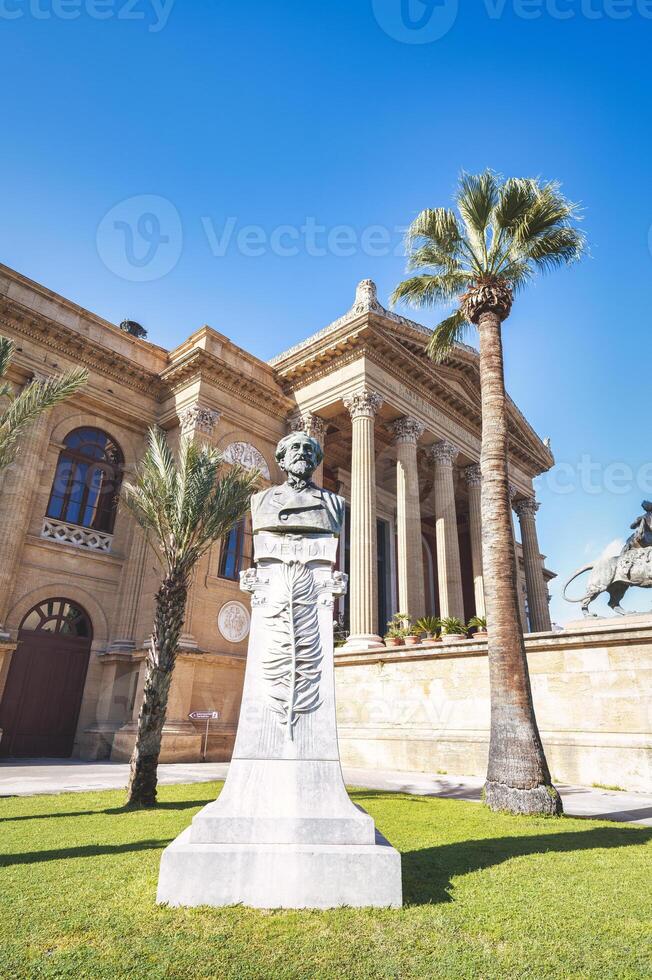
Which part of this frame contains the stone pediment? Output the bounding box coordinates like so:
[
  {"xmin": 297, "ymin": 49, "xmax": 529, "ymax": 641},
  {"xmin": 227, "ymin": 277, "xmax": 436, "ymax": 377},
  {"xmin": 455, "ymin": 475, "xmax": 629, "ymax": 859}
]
[{"xmin": 270, "ymin": 280, "xmax": 553, "ymax": 477}]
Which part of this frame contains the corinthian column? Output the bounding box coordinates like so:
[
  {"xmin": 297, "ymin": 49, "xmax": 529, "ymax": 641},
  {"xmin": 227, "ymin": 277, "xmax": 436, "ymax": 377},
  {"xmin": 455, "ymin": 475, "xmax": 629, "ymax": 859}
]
[
  {"xmin": 431, "ymin": 440, "xmax": 465, "ymax": 621},
  {"xmin": 0, "ymin": 391, "xmax": 53, "ymax": 635},
  {"xmin": 514, "ymin": 497, "xmax": 552, "ymax": 632},
  {"xmin": 392, "ymin": 417, "xmax": 425, "ymax": 621},
  {"xmin": 342, "ymin": 388, "xmax": 384, "ymax": 651},
  {"xmin": 464, "ymin": 463, "xmax": 485, "ymax": 618},
  {"xmin": 291, "ymin": 412, "xmax": 327, "ymax": 486}
]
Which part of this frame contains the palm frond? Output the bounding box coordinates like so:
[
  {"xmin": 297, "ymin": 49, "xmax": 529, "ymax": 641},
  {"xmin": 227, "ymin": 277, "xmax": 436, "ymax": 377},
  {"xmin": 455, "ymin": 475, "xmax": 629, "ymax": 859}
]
[
  {"xmin": 456, "ymin": 169, "xmax": 498, "ymax": 262},
  {"xmin": 426, "ymin": 309, "xmax": 470, "ymax": 363},
  {"xmin": 0, "ymin": 367, "xmax": 88, "ymax": 470},
  {"xmin": 518, "ymin": 227, "xmax": 585, "ymax": 271},
  {"xmin": 122, "ymin": 426, "xmax": 259, "ymax": 579},
  {"xmin": 391, "ymin": 273, "xmax": 470, "ymax": 308},
  {"xmin": 0, "ymin": 337, "xmax": 16, "ymax": 380}
]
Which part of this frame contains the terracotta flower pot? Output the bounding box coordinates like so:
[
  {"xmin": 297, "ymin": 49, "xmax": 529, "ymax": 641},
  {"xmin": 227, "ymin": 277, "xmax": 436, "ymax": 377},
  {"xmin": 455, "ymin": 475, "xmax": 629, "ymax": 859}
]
[
  {"xmin": 442, "ymin": 633, "xmax": 468, "ymax": 644},
  {"xmin": 404, "ymin": 635, "xmax": 420, "ymax": 646},
  {"xmin": 384, "ymin": 636, "xmax": 403, "ymax": 648}
]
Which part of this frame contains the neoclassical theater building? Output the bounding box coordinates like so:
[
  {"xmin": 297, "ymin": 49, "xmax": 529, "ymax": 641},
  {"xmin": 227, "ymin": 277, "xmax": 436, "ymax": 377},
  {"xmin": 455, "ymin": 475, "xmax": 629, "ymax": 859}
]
[{"xmin": 0, "ymin": 263, "xmax": 555, "ymax": 762}]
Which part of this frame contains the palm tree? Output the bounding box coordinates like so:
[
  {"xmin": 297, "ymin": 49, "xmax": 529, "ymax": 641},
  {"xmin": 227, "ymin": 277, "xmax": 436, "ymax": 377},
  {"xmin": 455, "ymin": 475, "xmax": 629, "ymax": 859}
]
[
  {"xmin": 392, "ymin": 171, "xmax": 584, "ymax": 815},
  {"xmin": 0, "ymin": 336, "xmax": 88, "ymax": 472},
  {"xmin": 122, "ymin": 427, "xmax": 260, "ymax": 806}
]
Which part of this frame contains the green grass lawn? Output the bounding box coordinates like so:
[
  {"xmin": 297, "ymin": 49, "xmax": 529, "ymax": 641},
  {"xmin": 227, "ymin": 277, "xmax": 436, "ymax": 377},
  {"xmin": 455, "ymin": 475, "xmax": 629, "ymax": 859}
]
[{"xmin": 1, "ymin": 783, "xmax": 650, "ymax": 979}]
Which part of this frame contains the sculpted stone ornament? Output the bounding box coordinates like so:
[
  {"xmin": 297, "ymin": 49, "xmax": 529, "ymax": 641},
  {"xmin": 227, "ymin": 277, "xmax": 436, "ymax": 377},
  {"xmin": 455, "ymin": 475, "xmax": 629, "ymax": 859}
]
[
  {"xmin": 157, "ymin": 432, "xmax": 402, "ymax": 909},
  {"xmin": 564, "ymin": 501, "xmax": 652, "ymax": 616}
]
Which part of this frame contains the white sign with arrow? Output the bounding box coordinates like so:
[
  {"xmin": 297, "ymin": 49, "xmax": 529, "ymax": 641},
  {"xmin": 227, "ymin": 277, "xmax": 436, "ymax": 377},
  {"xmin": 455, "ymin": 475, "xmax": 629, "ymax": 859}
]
[{"xmin": 189, "ymin": 710, "xmax": 220, "ymax": 760}]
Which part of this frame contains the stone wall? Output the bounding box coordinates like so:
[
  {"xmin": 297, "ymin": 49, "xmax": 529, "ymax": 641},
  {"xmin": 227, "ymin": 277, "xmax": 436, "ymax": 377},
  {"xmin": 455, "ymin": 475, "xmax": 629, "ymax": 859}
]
[{"xmin": 334, "ymin": 617, "xmax": 652, "ymax": 793}]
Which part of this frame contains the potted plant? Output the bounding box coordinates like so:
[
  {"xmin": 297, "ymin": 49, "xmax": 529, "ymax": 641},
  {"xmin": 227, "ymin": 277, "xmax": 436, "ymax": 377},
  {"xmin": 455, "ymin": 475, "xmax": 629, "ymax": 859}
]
[
  {"xmin": 404, "ymin": 624, "xmax": 422, "ymax": 646},
  {"xmin": 414, "ymin": 616, "xmax": 442, "ymax": 642},
  {"xmin": 441, "ymin": 616, "xmax": 469, "ymax": 643},
  {"xmin": 384, "ymin": 624, "xmax": 403, "ymax": 647},
  {"xmin": 467, "ymin": 615, "xmax": 488, "ymax": 639},
  {"xmin": 384, "ymin": 612, "xmax": 410, "ymax": 648}
]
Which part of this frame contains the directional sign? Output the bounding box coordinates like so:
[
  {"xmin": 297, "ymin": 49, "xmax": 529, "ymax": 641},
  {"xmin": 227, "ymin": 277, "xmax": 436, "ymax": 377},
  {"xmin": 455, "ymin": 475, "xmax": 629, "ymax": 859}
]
[{"xmin": 189, "ymin": 710, "xmax": 219, "ymax": 720}]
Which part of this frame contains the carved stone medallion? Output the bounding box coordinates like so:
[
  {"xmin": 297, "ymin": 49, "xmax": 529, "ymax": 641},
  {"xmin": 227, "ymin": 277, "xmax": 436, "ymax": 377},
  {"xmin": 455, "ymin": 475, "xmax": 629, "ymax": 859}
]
[{"xmin": 217, "ymin": 600, "xmax": 251, "ymax": 643}]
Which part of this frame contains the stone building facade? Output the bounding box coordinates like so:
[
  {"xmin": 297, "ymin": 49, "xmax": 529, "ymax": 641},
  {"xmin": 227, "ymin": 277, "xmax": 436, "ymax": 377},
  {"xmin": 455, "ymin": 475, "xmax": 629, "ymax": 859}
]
[{"xmin": 0, "ymin": 265, "xmax": 554, "ymax": 761}]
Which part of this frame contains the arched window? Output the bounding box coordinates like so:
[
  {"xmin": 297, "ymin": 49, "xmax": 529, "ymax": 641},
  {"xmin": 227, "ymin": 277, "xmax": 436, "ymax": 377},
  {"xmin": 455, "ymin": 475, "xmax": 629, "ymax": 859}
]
[
  {"xmin": 20, "ymin": 598, "xmax": 92, "ymax": 638},
  {"xmin": 218, "ymin": 518, "xmax": 253, "ymax": 580},
  {"xmin": 46, "ymin": 428, "xmax": 124, "ymax": 535}
]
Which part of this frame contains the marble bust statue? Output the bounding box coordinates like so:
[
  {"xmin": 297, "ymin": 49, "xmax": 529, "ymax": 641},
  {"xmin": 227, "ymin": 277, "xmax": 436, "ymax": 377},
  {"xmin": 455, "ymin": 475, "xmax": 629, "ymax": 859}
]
[{"xmin": 251, "ymin": 431, "xmax": 344, "ymax": 536}]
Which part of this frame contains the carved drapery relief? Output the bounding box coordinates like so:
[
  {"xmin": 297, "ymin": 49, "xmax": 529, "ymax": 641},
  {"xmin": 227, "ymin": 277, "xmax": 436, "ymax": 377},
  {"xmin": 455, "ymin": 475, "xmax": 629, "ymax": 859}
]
[
  {"xmin": 222, "ymin": 442, "xmax": 271, "ymax": 480},
  {"xmin": 179, "ymin": 404, "xmax": 221, "ymax": 435}
]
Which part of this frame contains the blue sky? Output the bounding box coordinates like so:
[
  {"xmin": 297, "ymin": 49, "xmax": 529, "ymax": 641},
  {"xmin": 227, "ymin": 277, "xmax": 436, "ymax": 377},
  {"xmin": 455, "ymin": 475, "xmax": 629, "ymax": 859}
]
[{"xmin": 1, "ymin": 0, "xmax": 650, "ymax": 622}]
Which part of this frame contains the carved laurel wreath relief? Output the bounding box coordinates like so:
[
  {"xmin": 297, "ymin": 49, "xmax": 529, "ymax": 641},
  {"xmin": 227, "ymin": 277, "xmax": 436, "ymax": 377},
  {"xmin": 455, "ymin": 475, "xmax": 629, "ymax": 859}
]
[{"xmin": 262, "ymin": 562, "xmax": 323, "ymax": 740}]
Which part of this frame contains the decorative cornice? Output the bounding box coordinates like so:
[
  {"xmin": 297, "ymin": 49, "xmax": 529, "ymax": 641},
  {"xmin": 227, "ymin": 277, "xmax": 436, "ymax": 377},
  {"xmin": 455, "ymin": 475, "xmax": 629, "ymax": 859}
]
[
  {"xmin": 269, "ymin": 278, "xmax": 475, "ymax": 368},
  {"xmin": 343, "ymin": 388, "xmax": 384, "ymax": 420},
  {"xmin": 161, "ymin": 348, "xmax": 292, "ymax": 416},
  {"xmin": 0, "ymin": 298, "xmax": 164, "ymax": 398},
  {"xmin": 289, "ymin": 411, "xmax": 327, "ymax": 443},
  {"xmin": 464, "ymin": 463, "xmax": 482, "ymax": 487},
  {"xmin": 391, "ymin": 416, "xmax": 424, "ymax": 445},
  {"xmin": 179, "ymin": 404, "xmax": 221, "ymax": 435},
  {"xmin": 514, "ymin": 496, "xmax": 540, "ymax": 519},
  {"xmin": 430, "ymin": 439, "xmax": 459, "ymax": 467}
]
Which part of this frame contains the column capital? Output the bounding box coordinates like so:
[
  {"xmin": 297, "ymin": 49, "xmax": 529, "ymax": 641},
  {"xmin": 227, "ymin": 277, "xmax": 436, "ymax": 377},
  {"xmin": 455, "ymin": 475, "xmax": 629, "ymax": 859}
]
[
  {"xmin": 289, "ymin": 411, "xmax": 327, "ymax": 442},
  {"xmin": 179, "ymin": 404, "xmax": 221, "ymax": 436},
  {"xmin": 343, "ymin": 388, "xmax": 383, "ymax": 420},
  {"xmin": 391, "ymin": 416, "xmax": 424, "ymax": 445},
  {"xmin": 508, "ymin": 482, "xmax": 520, "ymax": 502},
  {"xmin": 463, "ymin": 463, "xmax": 482, "ymax": 487},
  {"xmin": 514, "ymin": 496, "xmax": 540, "ymax": 518},
  {"xmin": 430, "ymin": 439, "xmax": 459, "ymax": 467}
]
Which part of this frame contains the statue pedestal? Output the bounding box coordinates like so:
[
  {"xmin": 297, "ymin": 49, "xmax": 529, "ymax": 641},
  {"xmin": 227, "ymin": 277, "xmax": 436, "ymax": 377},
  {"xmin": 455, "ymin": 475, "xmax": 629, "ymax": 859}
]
[{"xmin": 157, "ymin": 533, "xmax": 402, "ymax": 909}]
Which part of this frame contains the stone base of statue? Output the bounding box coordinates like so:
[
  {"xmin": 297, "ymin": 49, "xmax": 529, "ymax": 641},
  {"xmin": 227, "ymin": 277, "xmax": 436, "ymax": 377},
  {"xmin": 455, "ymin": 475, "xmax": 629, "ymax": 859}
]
[{"xmin": 157, "ymin": 532, "xmax": 402, "ymax": 909}]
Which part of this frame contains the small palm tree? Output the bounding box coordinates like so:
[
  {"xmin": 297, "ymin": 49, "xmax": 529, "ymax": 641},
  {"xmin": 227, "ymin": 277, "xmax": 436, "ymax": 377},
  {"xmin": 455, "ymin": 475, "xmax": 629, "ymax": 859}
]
[
  {"xmin": 392, "ymin": 171, "xmax": 585, "ymax": 815},
  {"xmin": 0, "ymin": 336, "xmax": 88, "ymax": 471},
  {"xmin": 122, "ymin": 427, "xmax": 260, "ymax": 806}
]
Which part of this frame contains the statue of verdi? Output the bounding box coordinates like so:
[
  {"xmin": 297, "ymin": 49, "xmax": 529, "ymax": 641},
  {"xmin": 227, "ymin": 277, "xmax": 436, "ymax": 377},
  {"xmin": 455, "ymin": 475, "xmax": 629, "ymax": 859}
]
[{"xmin": 157, "ymin": 431, "xmax": 402, "ymax": 909}]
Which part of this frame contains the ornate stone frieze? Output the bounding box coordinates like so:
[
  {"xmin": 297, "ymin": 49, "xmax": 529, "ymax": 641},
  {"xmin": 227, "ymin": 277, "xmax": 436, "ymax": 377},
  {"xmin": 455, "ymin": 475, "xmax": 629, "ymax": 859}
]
[
  {"xmin": 430, "ymin": 439, "xmax": 459, "ymax": 467},
  {"xmin": 514, "ymin": 496, "xmax": 540, "ymax": 518},
  {"xmin": 464, "ymin": 463, "xmax": 482, "ymax": 487},
  {"xmin": 223, "ymin": 442, "xmax": 271, "ymax": 480},
  {"xmin": 390, "ymin": 416, "xmax": 424, "ymax": 445},
  {"xmin": 343, "ymin": 389, "xmax": 384, "ymax": 420},
  {"xmin": 179, "ymin": 404, "xmax": 221, "ymax": 435}
]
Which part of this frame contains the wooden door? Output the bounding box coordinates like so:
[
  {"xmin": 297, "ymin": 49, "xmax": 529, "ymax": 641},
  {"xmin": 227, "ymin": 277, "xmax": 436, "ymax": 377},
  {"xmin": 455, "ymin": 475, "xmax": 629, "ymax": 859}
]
[{"xmin": 0, "ymin": 599, "xmax": 92, "ymax": 758}]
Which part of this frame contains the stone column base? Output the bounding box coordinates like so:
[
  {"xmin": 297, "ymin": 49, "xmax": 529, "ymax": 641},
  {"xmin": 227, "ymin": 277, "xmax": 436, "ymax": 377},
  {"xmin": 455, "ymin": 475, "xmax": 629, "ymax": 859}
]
[
  {"xmin": 342, "ymin": 633, "xmax": 385, "ymax": 652},
  {"xmin": 157, "ymin": 822, "xmax": 402, "ymax": 909}
]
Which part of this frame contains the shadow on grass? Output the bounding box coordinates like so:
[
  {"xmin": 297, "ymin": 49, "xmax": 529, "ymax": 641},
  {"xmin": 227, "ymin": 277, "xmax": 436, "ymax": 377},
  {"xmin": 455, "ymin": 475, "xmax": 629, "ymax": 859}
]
[
  {"xmin": 0, "ymin": 837, "xmax": 173, "ymax": 867},
  {"xmin": 0, "ymin": 799, "xmax": 211, "ymax": 823},
  {"xmin": 403, "ymin": 825, "xmax": 652, "ymax": 905}
]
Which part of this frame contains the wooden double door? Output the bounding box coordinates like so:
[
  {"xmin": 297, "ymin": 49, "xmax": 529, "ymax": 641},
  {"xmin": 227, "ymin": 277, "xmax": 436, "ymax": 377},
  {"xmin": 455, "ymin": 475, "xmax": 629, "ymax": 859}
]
[{"xmin": 0, "ymin": 599, "xmax": 92, "ymax": 758}]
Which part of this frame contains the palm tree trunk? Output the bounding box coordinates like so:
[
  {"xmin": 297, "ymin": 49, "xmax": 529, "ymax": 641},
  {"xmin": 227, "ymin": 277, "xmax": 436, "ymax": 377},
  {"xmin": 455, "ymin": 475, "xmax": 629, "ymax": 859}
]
[
  {"xmin": 478, "ymin": 310, "xmax": 562, "ymax": 815},
  {"xmin": 126, "ymin": 571, "xmax": 188, "ymax": 806}
]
